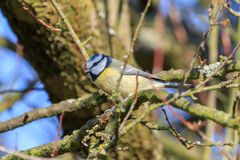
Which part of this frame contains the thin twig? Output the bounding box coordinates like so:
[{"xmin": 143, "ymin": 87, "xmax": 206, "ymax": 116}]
[
  {"xmin": 119, "ymin": 102, "xmax": 160, "ymax": 137},
  {"xmin": 0, "ymin": 88, "xmax": 43, "ymax": 95},
  {"xmin": 116, "ymin": 0, "xmax": 151, "ymax": 91},
  {"xmin": 192, "ymin": 83, "xmax": 240, "ymax": 94},
  {"xmin": 162, "ymin": 108, "xmax": 192, "ymax": 149},
  {"xmin": 52, "ymin": 113, "xmax": 64, "ymax": 157},
  {"xmin": 197, "ymin": 130, "xmax": 232, "ymax": 160},
  {"xmin": 2, "ymin": 118, "xmax": 99, "ymax": 159},
  {"xmin": 162, "ymin": 109, "xmax": 233, "ymax": 150},
  {"xmin": 232, "ymin": 91, "xmax": 240, "ymax": 118},
  {"xmin": 179, "ymin": 42, "xmax": 240, "ymax": 98},
  {"xmin": 167, "ymin": 105, "xmax": 199, "ymax": 131},
  {"xmin": 140, "ymin": 120, "xmax": 170, "ymax": 130},
  {"xmin": 156, "ymin": 59, "xmax": 240, "ymax": 81},
  {"xmin": 177, "ymin": 29, "xmax": 210, "ymax": 94},
  {"xmin": 188, "ymin": 72, "xmax": 240, "ymax": 95},
  {"xmin": 178, "ymin": 0, "xmax": 218, "ymax": 97},
  {"xmin": 104, "ymin": 0, "xmax": 113, "ymax": 56},
  {"xmin": 120, "ymin": 69, "xmax": 240, "ymax": 136},
  {"xmin": 49, "ymin": 0, "xmax": 89, "ymax": 61},
  {"xmin": 119, "ymin": 72, "xmax": 139, "ymax": 133},
  {"xmin": 196, "ymin": 42, "xmax": 240, "ymax": 88},
  {"xmin": 82, "ymin": 36, "xmax": 93, "ymax": 46},
  {"xmin": 23, "ymin": 6, "xmax": 61, "ymax": 32},
  {"xmin": 224, "ymin": 2, "xmax": 240, "ymax": 17},
  {"xmin": 0, "ymin": 145, "xmax": 50, "ymax": 160}
]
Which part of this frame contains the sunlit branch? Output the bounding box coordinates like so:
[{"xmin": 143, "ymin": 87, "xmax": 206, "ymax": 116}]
[
  {"xmin": 0, "ymin": 93, "xmax": 107, "ymax": 133},
  {"xmin": 116, "ymin": 0, "xmax": 151, "ymax": 91},
  {"xmin": 49, "ymin": 0, "xmax": 89, "ymax": 62}
]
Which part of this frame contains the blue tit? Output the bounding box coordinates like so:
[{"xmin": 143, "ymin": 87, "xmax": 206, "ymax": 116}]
[{"xmin": 86, "ymin": 53, "xmax": 192, "ymax": 98}]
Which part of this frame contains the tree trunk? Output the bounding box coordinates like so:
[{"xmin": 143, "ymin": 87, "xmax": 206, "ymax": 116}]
[{"xmin": 0, "ymin": 0, "xmax": 159, "ymax": 158}]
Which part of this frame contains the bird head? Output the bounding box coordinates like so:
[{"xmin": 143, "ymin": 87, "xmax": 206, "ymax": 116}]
[{"xmin": 86, "ymin": 53, "xmax": 112, "ymax": 81}]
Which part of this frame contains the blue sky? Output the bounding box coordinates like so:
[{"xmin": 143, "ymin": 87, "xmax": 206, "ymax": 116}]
[
  {"xmin": 159, "ymin": 0, "xmax": 209, "ymax": 32},
  {"xmin": 0, "ymin": 10, "xmax": 59, "ymax": 154}
]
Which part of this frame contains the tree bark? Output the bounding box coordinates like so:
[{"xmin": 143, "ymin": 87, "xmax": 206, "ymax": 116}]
[{"xmin": 0, "ymin": 0, "xmax": 159, "ymax": 159}]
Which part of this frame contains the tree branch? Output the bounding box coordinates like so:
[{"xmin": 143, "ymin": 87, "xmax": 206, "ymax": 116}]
[
  {"xmin": 1, "ymin": 60, "xmax": 240, "ymax": 134},
  {"xmin": 1, "ymin": 109, "xmax": 114, "ymax": 160},
  {"xmin": 0, "ymin": 93, "xmax": 107, "ymax": 133},
  {"xmin": 156, "ymin": 60, "xmax": 240, "ymax": 81},
  {"xmin": 1, "ymin": 88, "xmax": 240, "ymax": 159},
  {"xmin": 49, "ymin": 0, "xmax": 89, "ymax": 62},
  {"xmin": 1, "ymin": 118, "xmax": 98, "ymax": 160},
  {"xmin": 120, "ymin": 89, "xmax": 240, "ymax": 134},
  {"xmin": 0, "ymin": 145, "xmax": 50, "ymax": 160}
]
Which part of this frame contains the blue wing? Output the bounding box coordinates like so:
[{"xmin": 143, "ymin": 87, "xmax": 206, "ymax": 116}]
[
  {"xmin": 111, "ymin": 58, "xmax": 193, "ymax": 88},
  {"xmin": 123, "ymin": 65, "xmax": 167, "ymax": 83},
  {"xmin": 123, "ymin": 64, "xmax": 193, "ymax": 88}
]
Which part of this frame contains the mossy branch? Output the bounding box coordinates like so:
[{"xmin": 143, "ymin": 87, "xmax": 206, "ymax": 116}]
[
  {"xmin": 0, "ymin": 80, "xmax": 239, "ymax": 135},
  {"xmin": 156, "ymin": 60, "xmax": 240, "ymax": 81},
  {"xmin": 2, "ymin": 88, "xmax": 240, "ymax": 159},
  {"xmin": 1, "ymin": 118, "xmax": 98, "ymax": 160},
  {"xmin": 0, "ymin": 59, "xmax": 239, "ymax": 134},
  {"xmin": 136, "ymin": 90, "xmax": 240, "ymax": 130},
  {"xmin": 49, "ymin": 0, "xmax": 89, "ymax": 62},
  {"xmin": 0, "ymin": 93, "xmax": 107, "ymax": 133}
]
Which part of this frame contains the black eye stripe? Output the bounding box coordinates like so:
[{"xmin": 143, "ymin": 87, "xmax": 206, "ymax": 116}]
[
  {"xmin": 88, "ymin": 55, "xmax": 112, "ymax": 81},
  {"xmin": 90, "ymin": 55, "xmax": 105, "ymax": 69}
]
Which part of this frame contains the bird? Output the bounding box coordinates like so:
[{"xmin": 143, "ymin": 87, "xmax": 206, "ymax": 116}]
[{"xmin": 86, "ymin": 53, "xmax": 192, "ymax": 98}]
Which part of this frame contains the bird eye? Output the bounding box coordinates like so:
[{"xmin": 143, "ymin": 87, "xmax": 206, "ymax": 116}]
[{"xmin": 93, "ymin": 61, "xmax": 98, "ymax": 66}]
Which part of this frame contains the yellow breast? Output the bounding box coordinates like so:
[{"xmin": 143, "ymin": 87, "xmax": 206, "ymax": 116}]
[{"xmin": 94, "ymin": 68, "xmax": 164, "ymax": 98}]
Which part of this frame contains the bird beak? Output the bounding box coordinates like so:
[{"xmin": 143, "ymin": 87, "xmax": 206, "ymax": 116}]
[{"xmin": 85, "ymin": 69, "xmax": 90, "ymax": 73}]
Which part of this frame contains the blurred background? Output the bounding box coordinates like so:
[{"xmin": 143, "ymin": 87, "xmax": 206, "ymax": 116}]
[
  {"xmin": 0, "ymin": 9, "xmax": 59, "ymax": 155},
  {"xmin": 0, "ymin": 0, "xmax": 239, "ymax": 159}
]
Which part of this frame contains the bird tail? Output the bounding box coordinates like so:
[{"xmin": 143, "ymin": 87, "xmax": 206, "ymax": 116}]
[{"xmin": 163, "ymin": 82, "xmax": 194, "ymax": 89}]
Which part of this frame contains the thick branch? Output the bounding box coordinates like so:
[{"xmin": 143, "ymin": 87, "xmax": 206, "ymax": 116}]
[
  {"xmin": 0, "ymin": 93, "xmax": 107, "ymax": 133},
  {"xmin": 134, "ymin": 90, "xmax": 240, "ymax": 130},
  {"xmin": 1, "ymin": 118, "xmax": 98, "ymax": 160},
  {"xmin": 1, "ymin": 89, "xmax": 240, "ymax": 159},
  {"xmin": 157, "ymin": 60, "xmax": 240, "ymax": 81},
  {"xmin": 1, "ymin": 86, "xmax": 239, "ymax": 135}
]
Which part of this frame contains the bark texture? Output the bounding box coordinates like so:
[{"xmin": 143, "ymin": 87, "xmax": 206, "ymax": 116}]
[{"xmin": 0, "ymin": 0, "xmax": 158, "ymax": 159}]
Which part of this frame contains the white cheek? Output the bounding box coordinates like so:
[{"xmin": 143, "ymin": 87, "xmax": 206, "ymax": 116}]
[
  {"xmin": 87, "ymin": 55, "xmax": 103, "ymax": 69},
  {"xmin": 87, "ymin": 61, "xmax": 94, "ymax": 70},
  {"xmin": 91, "ymin": 57, "xmax": 108, "ymax": 75}
]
